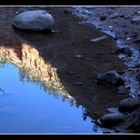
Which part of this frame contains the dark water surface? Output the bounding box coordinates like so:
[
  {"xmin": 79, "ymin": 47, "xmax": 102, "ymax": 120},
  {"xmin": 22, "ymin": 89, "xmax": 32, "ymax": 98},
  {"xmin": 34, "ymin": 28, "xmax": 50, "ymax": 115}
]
[{"xmin": 0, "ymin": 63, "xmax": 106, "ymax": 134}]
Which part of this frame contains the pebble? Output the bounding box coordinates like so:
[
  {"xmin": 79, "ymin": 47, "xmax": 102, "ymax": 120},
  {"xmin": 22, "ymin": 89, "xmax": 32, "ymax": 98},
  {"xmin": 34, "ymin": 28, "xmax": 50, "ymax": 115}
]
[
  {"xmin": 117, "ymin": 86, "xmax": 128, "ymax": 94},
  {"xmin": 126, "ymin": 37, "xmax": 131, "ymax": 41},
  {"xmin": 135, "ymin": 11, "xmax": 140, "ymax": 14},
  {"xmin": 109, "ymin": 13, "xmax": 120, "ymax": 19},
  {"xmin": 75, "ymin": 54, "xmax": 83, "ymax": 58},
  {"xmin": 107, "ymin": 108, "xmax": 119, "ymax": 113},
  {"xmin": 131, "ymin": 16, "xmax": 140, "ymax": 23},
  {"xmin": 91, "ymin": 35, "xmax": 108, "ymax": 42},
  {"xmin": 16, "ymin": 11, "xmax": 19, "ymax": 14}
]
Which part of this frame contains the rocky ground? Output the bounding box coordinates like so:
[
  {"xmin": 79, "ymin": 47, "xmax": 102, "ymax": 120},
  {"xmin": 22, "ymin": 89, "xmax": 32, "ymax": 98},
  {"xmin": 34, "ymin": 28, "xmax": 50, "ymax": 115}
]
[
  {"xmin": 72, "ymin": 7, "xmax": 140, "ymax": 133},
  {"xmin": 0, "ymin": 7, "xmax": 140, "ymax": 133}
]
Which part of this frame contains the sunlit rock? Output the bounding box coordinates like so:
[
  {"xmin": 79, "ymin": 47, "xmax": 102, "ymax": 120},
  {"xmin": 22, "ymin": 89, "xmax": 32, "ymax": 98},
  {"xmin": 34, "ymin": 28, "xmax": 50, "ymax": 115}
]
[{"xmin": 12, "ymin": 10, "xmax": 54, "ymax": 31}]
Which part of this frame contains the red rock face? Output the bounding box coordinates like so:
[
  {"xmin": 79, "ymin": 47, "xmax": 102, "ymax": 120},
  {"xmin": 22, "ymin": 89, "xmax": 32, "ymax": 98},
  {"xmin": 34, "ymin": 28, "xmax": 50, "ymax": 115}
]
[{"xmin": 21, "ymin": 44, "xmax": 53, "ymax": 82}]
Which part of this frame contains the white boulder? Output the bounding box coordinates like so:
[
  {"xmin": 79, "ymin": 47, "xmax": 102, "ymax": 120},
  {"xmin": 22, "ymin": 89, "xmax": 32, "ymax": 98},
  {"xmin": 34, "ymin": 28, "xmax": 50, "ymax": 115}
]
[{"xmin": 12, "ymin": 10, "xmax": 54, "ymax": 31}]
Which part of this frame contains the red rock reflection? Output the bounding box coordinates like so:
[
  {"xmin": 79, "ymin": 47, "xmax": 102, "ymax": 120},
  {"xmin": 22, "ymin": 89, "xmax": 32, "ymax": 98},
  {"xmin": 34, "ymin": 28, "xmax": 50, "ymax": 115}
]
[{"xmin": 0, "ymin": 35, "xmax": 66, "ymax": 94}]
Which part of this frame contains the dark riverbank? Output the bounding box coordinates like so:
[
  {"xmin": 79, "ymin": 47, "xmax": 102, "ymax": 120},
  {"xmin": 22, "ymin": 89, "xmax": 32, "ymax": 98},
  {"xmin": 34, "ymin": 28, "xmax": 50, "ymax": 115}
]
[{"xmin": 73, "ymin": 7, "xmax": 140, "ymax": 133}]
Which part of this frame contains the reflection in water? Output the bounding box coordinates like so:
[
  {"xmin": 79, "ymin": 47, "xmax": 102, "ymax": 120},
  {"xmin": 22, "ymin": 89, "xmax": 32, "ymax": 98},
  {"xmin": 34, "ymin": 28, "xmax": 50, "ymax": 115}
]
[
  {"xmin": 0, "ymin": 42, "xmax": 72, "ymax": 99},
  {"xmin": 0, "ymin": 6, "xmax": 131, "ymax": 133},
  {"xmin": 0, "ymin": 32, "xmax": 109, "ymax": 133},
  {"xmin": 0, "ymin": 63, "xmax": 106, "ymax": 133}
]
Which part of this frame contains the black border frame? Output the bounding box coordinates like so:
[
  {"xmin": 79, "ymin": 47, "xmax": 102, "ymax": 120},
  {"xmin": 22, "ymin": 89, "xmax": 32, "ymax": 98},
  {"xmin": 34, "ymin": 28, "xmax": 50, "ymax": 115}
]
[
  {"xmin": 0, "ymin": 0, "xmax": 140, "ymax": 5},
  {"xmin": 0, "ymin": 0, "xmax": 140, "ymax": 139}
]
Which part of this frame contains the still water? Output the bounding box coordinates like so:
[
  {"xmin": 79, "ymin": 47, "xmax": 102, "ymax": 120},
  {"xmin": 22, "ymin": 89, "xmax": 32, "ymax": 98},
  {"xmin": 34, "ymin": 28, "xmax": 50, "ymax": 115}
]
[{"xmin": 0, "ymin": 63, "xmax": 105, "ymax": 134}]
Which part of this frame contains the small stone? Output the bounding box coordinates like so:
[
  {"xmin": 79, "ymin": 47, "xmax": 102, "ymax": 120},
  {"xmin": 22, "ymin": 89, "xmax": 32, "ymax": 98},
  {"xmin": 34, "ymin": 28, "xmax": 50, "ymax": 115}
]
[
  {"xmin": 117, "ymin": 86, "xmax": 128, "ymax": 94},
  {"xmin": 118, "ymin": 98, "xmax": 140, "ymax": 112},
  {"xmin": 51, "ymin": 29, "xmax": 60, "ymax": 33},
  {"xmin": 131, "ymin": 16, "xmax": 140, "ymax": 23},
  {"xmin": 126, "ymin": 37, "xmax": 131, "ymax": 41},
  {"xmin": 75, "ymin": 54, "xmax": 83, "ymax": 58},
  {"xmin": 126, "ymin": 68, "xmax": 133, "ymax": 72},
  {"xmin": 16, "ymin": 11, "xmax": 19, "ymax": 14},
  {"xmin": 136, "ymin": 11, "xmax": 140, "ymax": 14},
  {"xmin": 107, "ymin": 108, "xmax": 119, "ymax": 113},
  {"xmin": 109, "ymin": 26, "xmax": 113, "ymax": 29},
  {"xmin": 125, "ymin": 84, "xmax": 130, "ymax": 89},
  {"xmin": 109, "ymin": 13, "xmax": 120, "ymax": 19},
  {"xmin": 99, "ymin": 113, "xmax": 125, "ymax": 126},
  {"xmin": 91, "ymin": 35, "xmax": 108, "ymax": 42}
]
